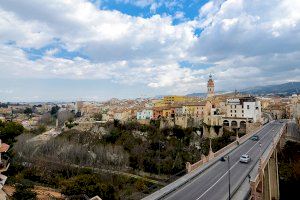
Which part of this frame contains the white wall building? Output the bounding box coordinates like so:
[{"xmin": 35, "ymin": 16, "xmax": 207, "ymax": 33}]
[
  {"xmin": 136, "ymin": 109, "xmax": 153, "ymax": 120},
  {"xmin": 226, "ymin": 97, "xmax": 262, "ymax": 123}
]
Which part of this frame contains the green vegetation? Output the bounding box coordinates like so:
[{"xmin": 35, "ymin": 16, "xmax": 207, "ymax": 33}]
[
  {"xmin": 0, "ymin": 120, "xmax": 24, "ymax": 145},
  {"xmin": 0, "ymin": 103, "xmax": 9, "ymax": 108},
  {"xmin": 23, "ymin": 107, "xmax": 33, "ymax": 116},
  {"xmin": 8, "ymin": 120, "xmax": 239, "ymax": 199},
  {"xmin": 50, "ymin": 105, "xmax": 60, "ymax": 116},
  {"xmin": 27, "ymin": 125, "xmax": 47, "ymax": 135},
  {"xmin": 61, "ymin": 174, "xmax": 116, "ymax": 199},
  {"xmin": 101, "ymin": 121, "xmax": 202, "ymax": 175},
  {"xmin": 12, "ymin": 181, "xmax": 37, "ymax": 200},
  {"xmin": 65, "ymin": 119, "xmax": 78, "ymax": 129},
  {"xmin": 278, "ymin": 141, "xmax": 300, "ymax": 199},
  {"xmin": 93, "ymin": 113, "xmax": 103, "ymax": 121}
]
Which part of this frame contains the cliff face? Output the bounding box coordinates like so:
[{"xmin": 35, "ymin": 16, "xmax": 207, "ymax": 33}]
[{"xmin": 69, "ymin": 122, "xmax": 108, "ymax": 137}]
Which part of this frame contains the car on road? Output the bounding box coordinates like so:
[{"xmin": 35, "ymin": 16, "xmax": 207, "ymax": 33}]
[
  {"xmin": 239, "ymin": 154, "xmax": 251, "ymax": 163},
  {"xmin": 220, "ymin": 156, "xmax": 226, "ymax": 162},
  {"xmin": 250, "ymin": 135, "xmax": 259, "ymax": 141}
]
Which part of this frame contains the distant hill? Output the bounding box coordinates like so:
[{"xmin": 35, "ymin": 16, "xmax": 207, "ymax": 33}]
[
  {"xmin": 186, "ymin": 92, "xmax": 207, "ymax": 97},
  {"xmin": 186, "ymin": 91, "xmax": 227, "ymax": 97},
  {"xmin": 240, "ymin": 82, "xmax": 300, "ymax": 96}
]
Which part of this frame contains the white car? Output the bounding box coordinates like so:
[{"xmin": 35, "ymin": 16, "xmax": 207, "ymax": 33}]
[{"xmin": 239, "ymin": 154, "xmax": 251, "ymax": 163}]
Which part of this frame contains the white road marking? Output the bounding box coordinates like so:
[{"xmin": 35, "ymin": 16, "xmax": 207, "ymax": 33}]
[
  {"xmin": 195, "ymin": 125, "xmax": 280, "ymax": 200},
  {"xmin": 164, "ymin": 124, "xmax": 275, "ymax": 200}
]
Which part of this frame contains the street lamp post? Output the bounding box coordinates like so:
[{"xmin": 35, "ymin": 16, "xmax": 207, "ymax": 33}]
[{"xmin": 228, "ymin": 155, "xmax": 231, "ymax": 200}]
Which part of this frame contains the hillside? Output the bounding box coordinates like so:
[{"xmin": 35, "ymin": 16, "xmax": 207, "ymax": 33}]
[{"xmin": 241, "ymin": 82, "xmax": 300, "ymax": 96}]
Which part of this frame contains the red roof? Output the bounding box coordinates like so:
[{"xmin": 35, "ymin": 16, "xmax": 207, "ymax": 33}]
[{"xmin": 0, "ymin": 143, "xmax": 9, "ymax": 153}]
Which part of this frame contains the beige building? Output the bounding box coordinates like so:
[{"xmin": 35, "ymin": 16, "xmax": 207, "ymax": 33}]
[{"xmin": 113, "ymin": 109, "xmax": 132, "ymax": 122}]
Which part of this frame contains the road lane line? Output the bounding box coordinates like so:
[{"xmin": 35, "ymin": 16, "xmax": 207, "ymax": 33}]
[
  {"xmin": 195, "ymin": 125, "xmax": 279, "ymax": 200},
  {"xmin": 163, "ymin": 123, "xmax": 279, "ymax": 200},
  {"xmin": 164, "ymin": 123, "xmax": 275, "ymax": 200}
]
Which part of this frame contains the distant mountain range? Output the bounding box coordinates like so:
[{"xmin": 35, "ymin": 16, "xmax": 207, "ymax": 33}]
[
  {"xmin": 240, "ymin": 82, "xmax": 300, "ymax": 96},
  {"xmin": 186, "ymin": 82, "xmax": 300, "ymax": 97},
  {"xmin": 186, "ymin": 91, "xmax": 227, "ymax": 97},
  {"xmin": 186, "ymin": 92, "xmax": 207, "ymax": 97}
]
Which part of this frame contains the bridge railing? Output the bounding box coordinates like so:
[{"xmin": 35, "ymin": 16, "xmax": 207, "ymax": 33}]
[
  {"xmin": 188, "ymin": 123, "xmax": 264, "ymax": 173},
  {"xmin": 143, "ymin": 124, "xmax": 270, "ymax": 200},
  {"xmin": 249, "ymin": 123, "xmax": 287, "ymax": 197}
]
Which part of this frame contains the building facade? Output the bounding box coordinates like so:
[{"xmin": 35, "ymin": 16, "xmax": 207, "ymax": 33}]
[
  {"xmin": 136, "ymin": 109, "xmax": 153, "ymax": 120},
  {"xmin": 225, "ymin": 97, "xmax": 262, "ymax": 123}
]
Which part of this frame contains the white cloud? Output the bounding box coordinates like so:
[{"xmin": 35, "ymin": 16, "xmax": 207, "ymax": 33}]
[
  {"xmin": 0, "ymin": 0, "xmax": 300, "ymax": 97},
  {"xmin": 190, "ymin": 0, "xmax": 300, "ymax": 89},
  {"xmin": 0, "ymin": 89, "xmax": 13, "ymax": 94}
]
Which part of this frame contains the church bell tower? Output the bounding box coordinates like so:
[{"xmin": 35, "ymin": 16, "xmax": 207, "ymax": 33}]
[{"xmin": 207, "ymin": 74, "xmax": 215, "ymax": 98}]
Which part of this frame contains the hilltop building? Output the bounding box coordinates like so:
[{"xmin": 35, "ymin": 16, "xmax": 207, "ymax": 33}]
[{"xmin": 207, "ymin": 74, "xmax": 215, "ymax": 98}]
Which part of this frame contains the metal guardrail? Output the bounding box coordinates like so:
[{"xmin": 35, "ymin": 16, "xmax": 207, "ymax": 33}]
[
  {"xmin": 143, "ymin": 123, "xmax": 270, "ymax": 200},
  {"xmin": 232, "ymin": 122, "xmax": 287, "ymax": 200},
  {"xmin": 142, "ymin": 155, "xmax": 223, "ymax": 200}
]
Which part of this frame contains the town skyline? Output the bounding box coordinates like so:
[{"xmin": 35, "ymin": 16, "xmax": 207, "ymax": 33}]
[{"xmin": 0, "ymin": 79, "xmax": 299, "ymax": 103}]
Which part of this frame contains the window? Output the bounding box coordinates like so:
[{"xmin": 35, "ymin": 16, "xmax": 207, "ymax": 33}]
[
  {"xmin": 242, "ymin": 110, "xmax": 244, "ymax": 113},
  {"xmin": 235, "ymin": 110, "xmax": 236, "ymax": 113},
  {"xmin": 235, "ymin": 105, "xmax": 236, "ymax": 108},
  {"xmin": 247, "ymin": 105, "xmax": 250, "ymax": 109},
  {"xmin": 231, "ymin": 110, "xmax": 232, "ymax": 113}
]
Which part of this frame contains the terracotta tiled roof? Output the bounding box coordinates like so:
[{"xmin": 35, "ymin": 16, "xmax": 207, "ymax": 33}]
[
  {"xmin": 0, "ymin": 143, "xmax": 9, "ymax": 153},
  {"xmin": 183, "ymin": 102, "xmax": 207, "ymax": 106}
]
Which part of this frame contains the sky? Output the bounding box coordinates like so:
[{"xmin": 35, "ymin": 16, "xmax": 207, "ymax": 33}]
[{"xmin": 0, "ymin": 0, "xmax": 300, "ymax": 102}]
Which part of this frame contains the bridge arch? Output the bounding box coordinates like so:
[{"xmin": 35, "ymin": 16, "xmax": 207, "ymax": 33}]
[
  {"xmin": 240, "ymin": 121, "xmax": 246, "ymax": 129},
  {"xmin": 223, "ymin": 120, "xmax": 229, "ymax": 127},
  {"xmin": 231, "ymin": 120, "xmax": 238, "ymax": 127}
]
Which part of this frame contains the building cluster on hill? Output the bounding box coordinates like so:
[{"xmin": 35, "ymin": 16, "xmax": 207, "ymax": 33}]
[
  {"xmin": 1, "ymin": 75, "xmax": 299, "ymax": 139},
  {"xmin": 69, "ymin": 75, "xmax": 264, "ymax": 138}
]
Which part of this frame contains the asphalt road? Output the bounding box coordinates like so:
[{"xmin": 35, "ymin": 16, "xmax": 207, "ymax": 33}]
[{"xmin": 163, "ymin": 121, "xmax": 285, "ymax": 200}]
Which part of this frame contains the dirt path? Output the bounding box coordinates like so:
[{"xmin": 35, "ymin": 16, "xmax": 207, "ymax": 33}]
[{"xmin": 3, "ymin": 185, "xmax": 64, "ymax": 200}]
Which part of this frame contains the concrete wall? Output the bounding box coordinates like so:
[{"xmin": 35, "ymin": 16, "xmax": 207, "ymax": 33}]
[{"xmin": 250, "ymin": 124, "xmax": 286, "ymax": 200}]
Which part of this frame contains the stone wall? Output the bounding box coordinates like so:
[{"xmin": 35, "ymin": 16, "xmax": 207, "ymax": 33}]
[{"xmin": 160, "ymin": 117, "xmax": 201, "ymax": 129}]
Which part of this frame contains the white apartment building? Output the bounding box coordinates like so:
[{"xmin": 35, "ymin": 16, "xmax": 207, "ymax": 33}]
[
  {"xmin": 226, "ymin": 97, "xmax": 262, "ymax": 123},
  {"xmin": 136, "ymin": 109, "xmax": 153, "ymax": 120}
]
